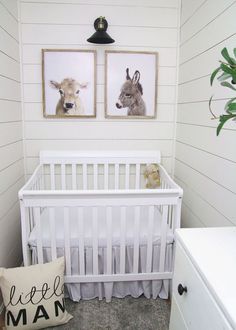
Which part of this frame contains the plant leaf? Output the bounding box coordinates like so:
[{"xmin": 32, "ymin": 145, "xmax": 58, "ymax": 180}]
[
  {"xmin": 224, "ymin": 97, "xmax": 236, "ymax": 112},
  {"xmin": 220, "ymin": 81, "xmax": 236, "ymax": 91},
  {"xmin": 210, "ymin": 66, "xmax": 221, "ymax": 85},
  {"xmin": 217, "ymin": 72, "xmax": 231, "ymax": 82},
  {"xmin": 216, "ymin": 114, "xmax": 235, "ymax": 136},
  {"xmin": 234, "ymin": 48, "xmax": 236, "ymax": 58},
  {"xmin": 220, "ymin": 63, "xmax": 233, "ymax": 74},
  {"xmin": 220, "ymin": 63, "xmax": 236, "ymax": 83},
  {"xmin": 227, "ymin": 103, "xmax": 236, "ymax": 113},
  {"xmin": 221, "ymin": 48, "xmax": 236, "ymax": 65}
]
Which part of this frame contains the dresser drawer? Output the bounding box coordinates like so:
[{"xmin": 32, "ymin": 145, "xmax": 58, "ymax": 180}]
[
  {"xmin": 169, "ymin": 295, "xmax": 187, "ymax": 330},
  {"xmin": 172, "ymin": 242, "xmax": 232, "ymax": 330}
]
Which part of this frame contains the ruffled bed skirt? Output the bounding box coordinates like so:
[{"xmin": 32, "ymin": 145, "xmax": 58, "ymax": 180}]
[{"xmin": 31, "ymin": 243, "xmax": 173, "ymax": 302}]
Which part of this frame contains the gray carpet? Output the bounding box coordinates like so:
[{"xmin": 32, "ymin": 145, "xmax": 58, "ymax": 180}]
[{"xmin": 47, "ymin": 296, "xmax": 170, "ymax": 330}]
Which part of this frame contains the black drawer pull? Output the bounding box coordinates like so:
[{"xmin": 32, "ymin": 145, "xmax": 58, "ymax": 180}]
[{"xmin": 178, "ymin": 284, "xmax": 187, "ymax": 295}]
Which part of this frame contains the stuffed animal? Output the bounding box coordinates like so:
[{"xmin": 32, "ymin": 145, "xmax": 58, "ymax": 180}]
[{"xmin": 144, "ymin": 163, "xmax": 161, "ymax": 188}]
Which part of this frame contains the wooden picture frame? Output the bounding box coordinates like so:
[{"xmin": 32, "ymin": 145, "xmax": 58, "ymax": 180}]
[
  {"xmin": 42, "ymin": 49, "xmax": 96, "ymax": 118},
  {"xmin": 105, "ymin": 51, "xmax": 158, "ymax": 119}
]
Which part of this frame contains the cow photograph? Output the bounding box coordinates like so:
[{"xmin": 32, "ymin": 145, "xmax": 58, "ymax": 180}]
[
  {"xmin": 42, "ymin": 50, "xmax": 96, "ymax": 118},
  {"xmin": 105, "ymin": 51, "xmax": 158, "ymax": 119}
]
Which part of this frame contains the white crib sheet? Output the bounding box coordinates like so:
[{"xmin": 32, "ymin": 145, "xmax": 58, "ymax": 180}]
[{"xmin": 28, "ymin": 206, "xmax": 174, "ymax": 248}]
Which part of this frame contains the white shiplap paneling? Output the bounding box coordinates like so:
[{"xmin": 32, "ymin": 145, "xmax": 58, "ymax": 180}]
[
  {"xmin": 180, "ymin": 0, "xmax": 235, "ymax": 45},
  {"xmin": 20, "ymin": 0, "xmax": 178, "ymax": 7},
  {"xmin": 20, "ymin": 0, "xmax": 180, "ymax": 176},
  {"xmin": 179, "ymin": 2, "xmax": 236, "ymax": 65},
  {"xmin": 179, "ymin": 34, "xmax": 236, "ymax": 84},
  {"xmin": 175, "ymin": 177, "xmax": 233, "ymax": 228},
  {"xmin": 21, "ymin": 24, "xmax": 178, "ymax": 48},
  {"xmin": 175, "ymin": 0, "xmax": 236, "ymax": 228},
  {"xmin": 0, "ymin": 202, "xmax": 22, "ymax": 268},
  {"xmin": 180, "ymin": 0, "xmax": 206, "ymax": 26},
  {"xmin": 22, "ymin": 45, "xmax": 177, "ymax": 66},
  {"xmin": 20, "ymin": 3, "xmax": 178, "ymax": 28},
  {"xmin": 0, "ymin": 0, "xmax": 23, "ymax": 272},
  {"xmin": 0, "ymin": 27, "xmax": 20, "ymax": 61},
  {"xmin": 175, "ymin": 159, "xmax": 236, "ymax": 224},
  {"xmin": 0, "ymin": 99, "xmax": 22, "ymax": 122},
  {"xmin": 0, "ymin": 2, "xmax": 19, "ymax": 41}
]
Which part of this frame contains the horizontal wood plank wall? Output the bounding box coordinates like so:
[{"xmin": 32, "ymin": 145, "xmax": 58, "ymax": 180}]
[
  {"xmin": 19, "ymin": 0, "xmax": 180, "ymax": 176},
  {"xmin": 0, "ymin": 0, "xmax": 24, "ymax": 269},
  {"xmin": 175, "ymin": 0, "xmax": 236, "ymax": 228}
]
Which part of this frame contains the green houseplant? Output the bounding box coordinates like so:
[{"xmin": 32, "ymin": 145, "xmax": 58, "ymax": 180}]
[{"xmin": 209, "ymin": 47, "xmax": 236, "ymax": 135}]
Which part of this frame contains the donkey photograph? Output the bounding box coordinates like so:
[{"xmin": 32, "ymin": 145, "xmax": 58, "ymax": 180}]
[
  {"xmin": 50, "ymin": 78, "xmax": 88, "ymax": 116},
  {"xmin": 116, "ymin": 68, "xmax": 146, "ymax": 116},
  {"xmin": 105, "ymin": 51, "xmax": 157, "ymax": 118}
]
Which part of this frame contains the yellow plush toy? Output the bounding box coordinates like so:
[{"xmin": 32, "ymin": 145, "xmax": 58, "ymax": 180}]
[{"xmin": 144, "ymin": 163, "xmax": 161, "ymax": 188}]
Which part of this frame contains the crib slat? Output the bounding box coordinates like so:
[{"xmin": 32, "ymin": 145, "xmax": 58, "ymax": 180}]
[
  {"xmin": 106, "ymin": 207, "xmax": 112, "ymax": 275},
  {"xmin": 64, "ymin": 207, "xmax": 71, "ymax": 276},
  {"xmin": 104, "ymin": 163, "xmax": 109, "ymax": 189},
  {"xmin": 93, "ymin": 164, "xmax": 98, "ymax": 189},
  {"xmin": 35, "ymin": 207, "xmax": 43, "ymax": 264},
  {"xmin": 49, "ymin": 207, "xmax": 57, "ymax": 260},
  {"xmin": 146, "ymin": 206, "xmax": 154, "ymax": 273},
  {"xmin": 135, "ymin": 164, "xmax": 140, "ymax": 189},
  {"xmin": 125, "ymin": 164, "xmax": 130, "ymax": 189},
  {"xmin": 159, "ymin": 205, "xmax": 168, "ymax": 272},
  {"xmin": 92, "ymin": 207, "xmax": 99, "ymax": 275},
  {"xmin": 20, "ymin": 205, "xmax": 31, "ymax": 266},
  {"xmin": 50, "ymin": 164, "xmax": 55, "ymax": 189},
  {"xmin": 83, "ymin": 163, "xmax": 87, "ymax": 189},
  {"xmin": 40, "ymin": 165, "xmax": 45, "ymax": 189},
  {"xmin": 61, "ymin": 164, "xmax": 66, "ymax": 189},
  {"xmin": 120, "ymin": 206, "xmax": 126, "ymax": 274},
  {"xmin": 78, "ymin": 207, "xmax": 85, "ymax": 275},
  {"xmin": 115, "ymin": 163, "xmax": 119, "ymax": 189},
  {"xmin": 133, "ymin": 206, "xmax": 140, "ymax": 273},
  {"xmin": 72, "ymin": 164, "xmax": 76, "ymax": 189},
  {"xmin": 174, "ymin": 198, "xmax": 182, "ymax": 231}
]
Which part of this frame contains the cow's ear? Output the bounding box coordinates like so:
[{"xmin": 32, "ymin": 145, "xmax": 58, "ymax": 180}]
[
  {"xmin": 79, "ymin": 82, "xmax": 88, "ymax": 89},
  {"xmin": 50, "ymin": 80, "xmax": 60, "ymax": 89}
]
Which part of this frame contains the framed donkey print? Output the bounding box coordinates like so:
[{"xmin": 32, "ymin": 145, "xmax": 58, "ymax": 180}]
[
  {"xmin": 105, "ymin": 51, "xmax": 158, "ymax": 119},
  {"xmin": 42, "ymin": 49, "xmax": 96, "ymax": 118}
]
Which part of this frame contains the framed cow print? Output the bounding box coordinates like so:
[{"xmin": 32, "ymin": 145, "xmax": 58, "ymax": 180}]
[
  {"xmin": 105, "ymin": 51, "xmax": 158, "ymax": 119},
  {"xmin": 42, "ymin": 49, "xmax": 96, "ymax": 118}
]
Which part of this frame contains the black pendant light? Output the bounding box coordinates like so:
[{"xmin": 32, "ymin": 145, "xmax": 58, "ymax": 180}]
[{"xmin": 87, "ymin": 16, "xmax": 115, "ymax": 44}]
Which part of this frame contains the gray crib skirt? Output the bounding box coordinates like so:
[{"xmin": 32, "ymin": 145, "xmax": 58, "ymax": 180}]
[{"xmin": 31, "ymin": 244, "xmax": 172, "ymax": 302}]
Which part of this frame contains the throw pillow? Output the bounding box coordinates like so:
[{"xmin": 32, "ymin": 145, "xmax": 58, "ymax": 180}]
[{"xmin": 0, "ymin": 257, "xmax": 73, "ymax": 329}]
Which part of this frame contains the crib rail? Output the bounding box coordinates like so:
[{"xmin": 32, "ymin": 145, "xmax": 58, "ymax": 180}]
[
  {"xmin": 39, "ymin": 150, "xmax": 161, "ymax": 165},
  {"xmin": 20, "ymin": 163, "xmax": 181, "ymax": 193},
  {"xmin": 20, "ymin": 191, "xmax": 182, "ymax": 283},
  {"xmin": 19, "ymin": 151, "xmax": 182, "ymax": 297}
]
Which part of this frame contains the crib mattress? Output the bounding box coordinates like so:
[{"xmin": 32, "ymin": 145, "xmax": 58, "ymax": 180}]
[{"xmin": 28, "ymin": 207, "xmax": 174, "ymax": 248}]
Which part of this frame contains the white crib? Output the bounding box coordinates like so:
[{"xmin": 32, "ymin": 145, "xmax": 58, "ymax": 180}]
[{"xmin": 19, "ymin": 150, "xmax": 183, "ymax": 301}]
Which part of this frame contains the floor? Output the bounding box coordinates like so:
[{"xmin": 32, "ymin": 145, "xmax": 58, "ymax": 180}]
[
  {"xmin": 0, "ymin": 296, "xmax": 171, "ymax": 330},
  {"xmin": 47, "ymin": 296, "xmax": 171, "ymax": 330}
]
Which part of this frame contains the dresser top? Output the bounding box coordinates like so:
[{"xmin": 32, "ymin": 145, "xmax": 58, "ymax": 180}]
[{"xmin": 176, "ymin": 227, "xmax": 236, "ymax": 329}]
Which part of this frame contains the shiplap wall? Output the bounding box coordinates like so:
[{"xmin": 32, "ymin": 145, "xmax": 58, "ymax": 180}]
[
  {"xmin": 175, "ymin": 0, "xmax": 236, "ymax": 228},
  {"xmin": 19, "ymin": 0, "xmax": 180, "ymax": 176},
  {"xmin": 0, "ymin": 0, "xmax": 24, "ymax": 268}
]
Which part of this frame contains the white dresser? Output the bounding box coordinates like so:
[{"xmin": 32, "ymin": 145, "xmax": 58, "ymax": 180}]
[{"xmin": 169, "ymin": 227, "xmax": 236, "ymax": 330}]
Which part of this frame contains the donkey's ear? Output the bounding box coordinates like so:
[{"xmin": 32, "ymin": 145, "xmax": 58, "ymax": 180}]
[
  {"xmin": 50, "ymin": 80, "xmax": 60, "ymax": 89},
  {"xmin": 126, "ymin": 68, "xmax": 131, "ymax": 80},
  {"xmin": 132, "ymin": 71, "xmax": 140, "ymax": 85}
]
